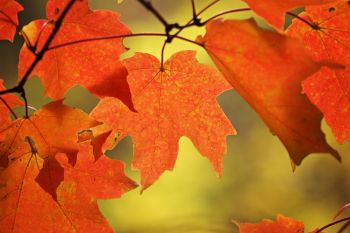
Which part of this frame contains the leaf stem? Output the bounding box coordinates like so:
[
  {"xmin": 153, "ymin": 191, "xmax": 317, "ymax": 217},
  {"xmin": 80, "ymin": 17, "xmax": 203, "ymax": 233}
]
[
  {"xmin": 286, "ymin": 11, "xmax": 319, "ymax": 29},
  {"xmin": 0, "ymin": 96, "xmax": 18, "ymax": 119},
  {"xmin": 160, "ymin": 41, "xmax": 166, "ymax": 71}
]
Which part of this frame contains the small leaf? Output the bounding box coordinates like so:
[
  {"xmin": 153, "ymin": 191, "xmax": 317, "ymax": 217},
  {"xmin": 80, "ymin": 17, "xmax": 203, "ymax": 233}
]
[
  {"xmin": 18, "ymin": 0, "xmax": 135, "ymax": 110},
  {"xmin": 0, "ymin": 0, "xmax": 23, "ymax": 41},
  {"xmin": 234, "ymin": 214, "xmax": 304, "ymax": 233}
]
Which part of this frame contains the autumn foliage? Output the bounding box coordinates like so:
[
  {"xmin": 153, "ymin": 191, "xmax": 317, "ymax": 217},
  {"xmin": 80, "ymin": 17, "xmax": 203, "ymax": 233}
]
[{"xmin": 0, "ymin": 0, "xmax": 349, "ymax": 232}]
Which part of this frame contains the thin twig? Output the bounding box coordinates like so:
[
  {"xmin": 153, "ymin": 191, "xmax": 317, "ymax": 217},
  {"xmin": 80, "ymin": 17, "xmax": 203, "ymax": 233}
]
[
  {"xmin": 137, "ymin": 0, "xmax": 179, "ymax": 41},
  {"xmin": 137, "ymin": 0, "xmax": 169, "ymax": 28},
  {"xmin": 201, "ymin": 8, "xmax": 251, "ymax": 25},
  {"xmin": 0, "ymin": 96, "xmax": 18, "ymax": 119},
  {"xmin": 190, "ymin": 0, "xmax": 200, "ymax": 25},
  {"xmin": 315, "ymin": 217, "xmax": 350, "ymax": 233},
  {"xmin": 169, "ymin": 0, "xmax": 221, "ymax": 40},
  {"xmin": 46, "ymin": 32, "xmax": 203, "ymax": 51}
]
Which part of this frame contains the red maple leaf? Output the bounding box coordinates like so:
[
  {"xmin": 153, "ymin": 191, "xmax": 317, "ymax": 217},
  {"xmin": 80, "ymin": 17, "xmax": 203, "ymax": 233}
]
[
  {"xmin": 0, "ymin": 0, "xmax": 22, "ymax": 42},
  {"xmin": 18, "ymin": 0, "xmax": 135, "ymax": 110},
  {"xmin": 91, "ymin": 51, "xmax": 235, "ymax": 189},
  {"xmin": 0, "ymin": 101, "xmax": 136, "ymax": 232},
  {"xmin": 234, "ymin": 215, "xmax": 326, "ymax": 233},
  {"xmin": 287, "ymin": 1, "xmax": 350, "ymax": 142},
  {"xmin": 197, "ymin": 19, "xmax": 339, "ymax": 166},
  {"xmin": 244, "ymin": 0, "xmax": 339, "ymax": 30},
  {"xmin": 235, "ymin": 215, "xmax": 305, "ymax": 233}
]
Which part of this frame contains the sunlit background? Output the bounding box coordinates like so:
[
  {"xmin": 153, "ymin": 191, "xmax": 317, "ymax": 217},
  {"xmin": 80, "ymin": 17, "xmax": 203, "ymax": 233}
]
[{"xmin": 1, "ymin": 0, "xmax": 350, "ymax": 232}]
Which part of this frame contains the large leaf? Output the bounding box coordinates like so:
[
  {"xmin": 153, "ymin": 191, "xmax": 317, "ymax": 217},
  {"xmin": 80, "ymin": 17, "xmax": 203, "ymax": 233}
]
[
  {"xmin": 91, "ymin": 51, "xmax": 235, "ymax": 189},
  {"xmin": 197, "ymin": 19, "xmax": 339, "ymax": 166}
]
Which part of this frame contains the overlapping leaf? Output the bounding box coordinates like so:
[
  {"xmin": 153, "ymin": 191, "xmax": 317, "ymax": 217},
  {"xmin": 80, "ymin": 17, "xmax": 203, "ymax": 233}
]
[
  {"xmin": 0, "ymin": 101, "xmax": 136, "ymax": 232},
  {"xmin": 0, "ymin": 79, "xmax": 22, "ymax": 130},
  {"xmin": 243, "ymin": 0, "xmax": 339, "ymax": 30},
  {"xmin": 18, "ymin": 0, "xmax": 134, "ymax": 110},
  {"xmin": 287, "ymin": 1, "xmax": 350, "ymax": 142},
  {"xmin": 197, "ymin": 19, "xmax": 339, "ymax": 166},
  {"xmin": 91, "ymin": 51, "xmax": 235, "ymax": 189},
  {"xmin": 0, "ymin": 0, "xmax": 22, "ymax": 41}
]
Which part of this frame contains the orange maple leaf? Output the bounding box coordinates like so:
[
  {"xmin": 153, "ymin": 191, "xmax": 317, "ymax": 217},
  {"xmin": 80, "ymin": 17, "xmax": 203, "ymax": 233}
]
[
  {"xmin": 243, "ymin": 0, "xmax": 340, "ymax": 31},
  {"xmin": 287, "ymin": 1, "xmax": 350, "ymax": 142},
  {"xmin": 0, "ymin": 101, "xmax": 136, "ymax": 232},
  {"xmin": 235, "ymin": 215, "xmax": 327, "ymax": 233},
  {"xmin": 0, "ymin": 0, "xmax": 22, "ymax": 42},
  {"xmin": 197, "ymin": 19, "xmax": 339, "ymax": 166},
  {"xmin": 235, "ymin": 215, "xmax": 305, "ymax": 233},
  {"xmin": 18, "ymin": 0, "xmax": 135, "ymax": 110},
  {"xmin": 91, "ymin": 51, "xmax": 236, "ymax": 189}
]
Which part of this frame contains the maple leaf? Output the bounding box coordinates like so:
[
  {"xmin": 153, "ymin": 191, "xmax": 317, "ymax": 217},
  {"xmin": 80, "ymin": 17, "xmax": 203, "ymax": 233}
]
[
  {"xmin": 0, "ymin": 0, "xmax": 23, "ymax": 42},
  {"xmin": 0, "ymin": 101, "xmax": 136, "ymax": 232},
  {"xmin": 243, "ymin": 0, "xmax": 339, "ymax": 31},
  {"xmin": 0, "ymin": 100, "xmax": 101, "ymax": 192},
  {"xmin": 235, "ymin": 215, "xmax": 305, "ymax": 233},
  {"xmin": 18, "ymin": 0, "xmax": 135, "ymax": 110},
  {"xmin": 0, "ymin": 79, "xmax": 22, "ymax": 130},
  {"xmin": 286, "ymin": 1, "xmax": 350, "ymax": 142},
  {"xmin": 91, "ymin": 51, "xmax": 235, "ymax": 189},
  {"xmin": 0, "ymin": 143, "xmax": 136, "ymax": 232},
  {"xmin": 196, "ymin": 19, "xmax": 339, "ymax": 166}
]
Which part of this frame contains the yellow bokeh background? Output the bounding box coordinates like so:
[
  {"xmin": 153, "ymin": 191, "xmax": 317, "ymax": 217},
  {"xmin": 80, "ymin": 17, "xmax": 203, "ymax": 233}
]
[{"xmin": 1, "ymin": 0, "xmax": 350, "ymax": 232}]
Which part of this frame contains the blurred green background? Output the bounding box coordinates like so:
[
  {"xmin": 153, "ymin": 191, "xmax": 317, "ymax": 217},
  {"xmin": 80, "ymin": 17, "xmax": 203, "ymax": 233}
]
[{"xmin": 1, "ymin": 0, "xmax": 350, "ymax": 232}]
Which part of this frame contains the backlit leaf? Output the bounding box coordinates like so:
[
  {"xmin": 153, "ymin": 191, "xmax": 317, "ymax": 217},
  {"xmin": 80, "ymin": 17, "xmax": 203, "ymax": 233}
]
[
  {"xmin": 91, "ymin": 51, "xmax": 235, "ymax": 189},
  {"xmin": 0, "ymin": 0, "xmax": 22, "ymax": 42},
  {"xmin": 0, "ymin": 101, "xmax": 136, "ymax": 232},
  {"xmin": 18, "ymin": 0, "xmax": 135, "ymax": 110},
  {"xmin": 197, "ymin": 19, "xmax": 339, "ymax": 166},
  {"xmin": 243, "ymin": 0, "xmax": 339, "ymax": 30},
  {"xmin": 235, "ymin": 215, "xmax": 304, "ymax": 233},
  {"xmin": 287, "ymin": 1, "xmax": 350, "ymax": 142}
]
